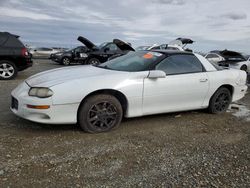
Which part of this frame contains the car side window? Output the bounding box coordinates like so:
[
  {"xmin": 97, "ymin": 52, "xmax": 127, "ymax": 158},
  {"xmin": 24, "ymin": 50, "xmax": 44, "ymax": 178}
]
[
  {"xmin": 206, "ymin": 54, "xmax": 219, "ymax": 58},
  {"xmin": 36, "ymin": 48, "xmax": 52, "ymax": 51},
  {"xmin": 166, "ymin": 47, "xmax": 179, "ymax": 50},
  {"xmin": 156, "ymin": 54, "xmax": 203, "ymax": 75},
  {"xmin": 150, "ymin": 46, "xmax": 161, "ymax": 50},
  {"xmin": 106, "ymin": 43, "xmax": 118, "ymax": 51},
  {"xmin": 75, "ymin": 47, "xmax": 85, "ymax": 53}
]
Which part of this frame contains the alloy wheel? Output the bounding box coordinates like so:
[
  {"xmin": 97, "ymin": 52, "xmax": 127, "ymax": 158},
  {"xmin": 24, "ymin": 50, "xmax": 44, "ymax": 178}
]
[
  {"xmin": 0, "ymin": 63, "xmax": 15, "ymax": 79},
  {"xmin": 89, "ymin": 59, "xmax": 100, "ymax": 65},
  {"xmin": 63, "ymin": 58, "xmax": 70, "ymax": 65},
  {"xmin": 214, "ymin": 92, "xmax": 230, "ymax": 112},
  {"xmin": 87, "ymin": 101, "xmax": 118, "ymax": 131}
]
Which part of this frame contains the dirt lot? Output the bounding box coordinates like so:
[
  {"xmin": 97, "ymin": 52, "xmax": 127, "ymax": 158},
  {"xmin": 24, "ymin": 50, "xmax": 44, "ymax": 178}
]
[{"xmin": 0, "ymin": 60, "xmax": 249, "ymax": 187}]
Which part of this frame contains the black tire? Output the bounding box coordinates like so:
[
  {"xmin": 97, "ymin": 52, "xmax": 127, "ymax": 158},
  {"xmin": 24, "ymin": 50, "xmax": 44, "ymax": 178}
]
[
  {"xmin": 61, "ymin": 57, "xmax": 71, "ymax": 66},
  {"xmin": 0, "ymin": 60, "xmax": 18, "ymax": 80},
  {"xmin": 87, "ymin": 58, "xmax": 101, "ymax": 65},
  {"xmin": 208, "ymin": 87, "xmax": 232, "ymax": 114},
  {"xmin": 240, "ymin": 65, "xmax": 248, "ymax": 72},
  {"xmin": 78, "ymin": 94, "xmax": 123, "ymax": 133}
]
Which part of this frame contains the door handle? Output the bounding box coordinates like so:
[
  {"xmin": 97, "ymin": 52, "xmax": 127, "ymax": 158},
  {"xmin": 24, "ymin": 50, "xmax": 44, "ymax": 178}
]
[{"xmin": 199, "ymin": 78, "xmax": 208, "ymax": 82}]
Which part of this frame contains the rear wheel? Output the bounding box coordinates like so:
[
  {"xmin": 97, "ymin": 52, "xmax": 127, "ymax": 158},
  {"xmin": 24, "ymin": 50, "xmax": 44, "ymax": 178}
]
[
  {"xmin": 78, "ymin": 94, "xmax": 123, "ymax": 133},
  {"xmin": 61, "ymin": 57, "xmax": 71, "ymax": 66},
  {"xmin": 87, "ymin": 58, "xmax": 100, "ymax": 65},
  {"xmin": 0, "ymin": 60, "xmax": 18, "ymax": 80},
  {"xmin": 208, "ymin": 87, "xmax": 232, "ymax": 114}
]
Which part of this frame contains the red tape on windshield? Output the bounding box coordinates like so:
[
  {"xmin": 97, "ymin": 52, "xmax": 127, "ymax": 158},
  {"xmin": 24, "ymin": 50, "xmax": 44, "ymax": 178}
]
[{"xmin": 143, "ymin": 53, "xmax": 153, "ymax": 59}]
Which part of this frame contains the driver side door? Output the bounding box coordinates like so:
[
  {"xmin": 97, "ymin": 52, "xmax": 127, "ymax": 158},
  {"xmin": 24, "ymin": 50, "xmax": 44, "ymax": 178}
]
[{"xmin": 143, "ymin": 54, "xmax": 209, "ymax": 115}]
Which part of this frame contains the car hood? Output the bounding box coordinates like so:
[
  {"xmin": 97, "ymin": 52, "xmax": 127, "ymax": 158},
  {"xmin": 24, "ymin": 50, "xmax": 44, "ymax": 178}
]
[
  {"xmin": 113, "ymin": 39, "xmax": 135, "ymax": 51},
  {"xmin": 77, "ymin": 36, "xmax": 96, "ymax": 49},
  {"xmin": 25, "ymin": 65, "xmax": 125, "ymax": 87}
]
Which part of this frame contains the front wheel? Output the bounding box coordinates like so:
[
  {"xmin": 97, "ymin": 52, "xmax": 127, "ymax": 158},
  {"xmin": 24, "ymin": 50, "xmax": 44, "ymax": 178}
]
[
  {"xmin": 61, "ymin": 57, "xmax": 71, "ymax": 66},
  {"xmin": 78, "ymin": 94, "xmax": 123, "ymax": 133},
  {"xmin": 87, "ymin": 58, "xmax": 101, "ymax": 65},
  {"xmin": 0, "ymin": 61, "xmax": 18, "ymax": 80},
  {"xmin": 208, "ymin": 87, "xmax": 232, "ymax": 114}
]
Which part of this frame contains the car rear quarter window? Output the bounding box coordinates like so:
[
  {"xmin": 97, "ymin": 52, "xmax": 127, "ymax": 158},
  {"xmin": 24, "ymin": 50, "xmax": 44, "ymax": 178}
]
[
  {"xmin": 156, "ymin": 54, "xmax": 203, "ymax": 75},
  {"xmin": 150, "ymin": 46, "xmax": 161, "ymax": 50},
  {"xmin": 3, "ymin": 35, "xmax": 24, "ymax": 48},
  {"xmin": 0, "ymin": 34, "xmax": 8, "ymax": 46},
  {"xmin": 206, "ymin": 54, "xmax": 219, "ymax": 58}
]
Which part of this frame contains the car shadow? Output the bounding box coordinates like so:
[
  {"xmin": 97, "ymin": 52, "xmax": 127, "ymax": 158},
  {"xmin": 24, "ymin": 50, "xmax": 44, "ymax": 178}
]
[{"xmin": 5, "ymin": 109, "xmax": 210, "ymax": 133}]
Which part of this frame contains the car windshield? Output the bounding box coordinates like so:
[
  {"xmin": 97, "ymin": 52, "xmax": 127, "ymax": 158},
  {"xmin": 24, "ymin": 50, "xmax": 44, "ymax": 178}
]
[{"xmin": 96, "ymin": 51, "xmax": 164, "ymax": 72}]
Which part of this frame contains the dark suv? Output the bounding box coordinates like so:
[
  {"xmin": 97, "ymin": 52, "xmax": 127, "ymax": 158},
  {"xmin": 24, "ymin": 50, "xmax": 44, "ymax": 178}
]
[{"xmin": 0, "ymin": 32, "xmax": 32, "ymax": 80}]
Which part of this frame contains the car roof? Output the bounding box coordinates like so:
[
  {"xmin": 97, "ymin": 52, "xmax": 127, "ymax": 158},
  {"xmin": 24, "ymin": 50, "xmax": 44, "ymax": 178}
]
[
  {"xmin": 0, "ymin": 32, "xmax": 23, "ymax": 47},
  {"xmin": 0, "ymin": 32, "xmax": 19, "ymax": 38},
  {"xmin": 151, "ymin": 49, "xmax": 193, "ymax": 55}
]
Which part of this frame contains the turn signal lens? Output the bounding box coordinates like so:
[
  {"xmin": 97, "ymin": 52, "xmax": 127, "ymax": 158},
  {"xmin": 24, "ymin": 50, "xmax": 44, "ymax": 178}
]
[{"xmin": 27, "ymin": 105, "xmax": 50, "ymax": 109}]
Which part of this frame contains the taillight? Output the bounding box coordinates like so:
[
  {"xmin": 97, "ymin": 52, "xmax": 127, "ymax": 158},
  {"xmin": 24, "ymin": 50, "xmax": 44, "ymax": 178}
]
[{"xmin": 21, "ymin": 48, "xmax": 29, "ymax": 57}]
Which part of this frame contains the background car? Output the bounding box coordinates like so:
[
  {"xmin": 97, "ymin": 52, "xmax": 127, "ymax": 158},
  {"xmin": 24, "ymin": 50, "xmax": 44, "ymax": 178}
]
[
  {"xmin": 29, "ymin": 47, "xmax": 65, "ymax": 59},
  {"xmin": 77, "ymin": 36, "xmax": 135, "ymax": 65},
  {"xmin": 244, "ymin": 54, "xmax": 250, "ymax": 61},
  {"xmin": 50, "ymin": 46, "xmax": 88, "ymax": 65},
  {"xmin": 136, "ymin": 38, "xmax": 194, "ymax": 52},
  {"xmin": 11, "ymin": 50, "xmax": 247, "ymax": 133},
  {"xmin": 0, "ymin": 32, "xmax": 32, "ymax": 80},
  {"xmin": 50, "ymin": 37, "xmax": 135, "ymax": 65},
  {"xmin": 205, "ymin": 50, "xmax": 250, "ymax": 72}
]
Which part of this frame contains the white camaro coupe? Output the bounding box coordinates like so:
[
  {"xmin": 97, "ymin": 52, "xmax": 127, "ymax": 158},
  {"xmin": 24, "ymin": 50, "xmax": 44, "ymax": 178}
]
[{"xmin": 11, "ymin": 51, "xmax": 248, "ymax": 133}]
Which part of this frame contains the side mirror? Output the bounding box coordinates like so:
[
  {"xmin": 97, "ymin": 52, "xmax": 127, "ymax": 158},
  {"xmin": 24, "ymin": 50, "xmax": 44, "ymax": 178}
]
[
  {"xmin": 104, "ymin": 47, "xmax": 110, "ymax": 52},
  {"xmin": 148, "ymin": 70, "xmax": 166, "ymax": 79}
]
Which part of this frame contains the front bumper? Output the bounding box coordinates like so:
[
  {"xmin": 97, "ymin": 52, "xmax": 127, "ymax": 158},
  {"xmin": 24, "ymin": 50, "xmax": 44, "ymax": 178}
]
[
  {"xmin": 11, "ymin": 82, "xmax": 78, "ymax": 124},
  {"xmin": 50, "ymin": 54, "xmax": 61, "ymax": 62}
]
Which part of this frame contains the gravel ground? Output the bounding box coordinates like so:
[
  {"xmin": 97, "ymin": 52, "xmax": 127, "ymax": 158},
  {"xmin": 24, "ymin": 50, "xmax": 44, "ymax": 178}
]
[{"xmin": 0, "ymin": 60, "xmax": 249, "ymax": 187}]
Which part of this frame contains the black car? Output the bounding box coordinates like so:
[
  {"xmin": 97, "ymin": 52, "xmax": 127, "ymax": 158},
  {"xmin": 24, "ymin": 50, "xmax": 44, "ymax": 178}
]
[
  {"xmin": 50, "ymin": 36, "xmax": 135, "ymax": 65},
  {"xmin": 50, "ymin": 46, "xmax": 88, "ymax": 65},
  {"xmin": 0, "ymin": 32, "xmax": 32, "ymax": 80}
]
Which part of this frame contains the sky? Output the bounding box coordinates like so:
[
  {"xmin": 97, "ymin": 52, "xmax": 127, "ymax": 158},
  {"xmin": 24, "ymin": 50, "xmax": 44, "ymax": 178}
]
[{"xmin": 0, "ymin": 0, "xmax": 250, "ymax": 53}]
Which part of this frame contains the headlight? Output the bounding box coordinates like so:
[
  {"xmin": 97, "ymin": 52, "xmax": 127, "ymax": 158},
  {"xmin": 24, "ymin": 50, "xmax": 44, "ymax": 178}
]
[{"xmin": 29, "ymin": 88, "xmax": 53, "ymax": 98}]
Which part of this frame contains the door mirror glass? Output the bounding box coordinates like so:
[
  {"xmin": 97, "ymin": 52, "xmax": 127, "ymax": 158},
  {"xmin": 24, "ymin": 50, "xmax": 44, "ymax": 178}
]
[{"xmin": 148, "ymin": 70, "xmax": 166, "ymax": 79}]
